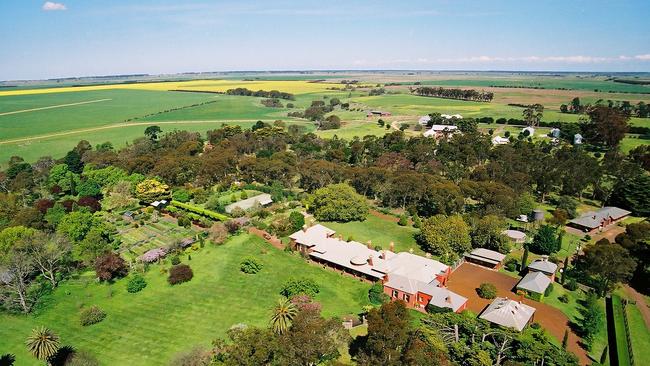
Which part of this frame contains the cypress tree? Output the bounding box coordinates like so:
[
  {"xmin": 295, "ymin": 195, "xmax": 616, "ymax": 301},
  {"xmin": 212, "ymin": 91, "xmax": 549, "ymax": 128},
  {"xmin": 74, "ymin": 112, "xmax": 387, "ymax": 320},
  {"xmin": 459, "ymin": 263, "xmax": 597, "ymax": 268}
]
[
  {"xmin": 521, "ymin": 246, "xmax": 529, "ymax": 271},
  {"xmin": 561, "ymin": 329, "xmax": 569, "ymax": 349}
]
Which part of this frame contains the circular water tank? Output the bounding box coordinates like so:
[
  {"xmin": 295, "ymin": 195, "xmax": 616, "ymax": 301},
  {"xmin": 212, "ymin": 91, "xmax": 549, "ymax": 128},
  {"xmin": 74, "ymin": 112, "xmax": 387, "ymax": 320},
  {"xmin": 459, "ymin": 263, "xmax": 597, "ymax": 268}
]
[{"xmin": 533, "ymin": 209, "xmax": 545, "ymax": 222}]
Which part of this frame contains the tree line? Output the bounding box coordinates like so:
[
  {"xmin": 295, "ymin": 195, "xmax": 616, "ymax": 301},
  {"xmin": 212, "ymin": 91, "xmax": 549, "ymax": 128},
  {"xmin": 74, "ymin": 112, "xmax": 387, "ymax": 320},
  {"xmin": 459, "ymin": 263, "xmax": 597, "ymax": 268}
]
[
  {"xmin": 411, "ymin": 86, "xmax": 494, "ymax": 102},
  {"xmin": 560, "ymin": 97, "xmax": 650, "ymax": 118},
  {"xmin": 225, "ymin": 88, "xmax": 295, "ymax": 100}
]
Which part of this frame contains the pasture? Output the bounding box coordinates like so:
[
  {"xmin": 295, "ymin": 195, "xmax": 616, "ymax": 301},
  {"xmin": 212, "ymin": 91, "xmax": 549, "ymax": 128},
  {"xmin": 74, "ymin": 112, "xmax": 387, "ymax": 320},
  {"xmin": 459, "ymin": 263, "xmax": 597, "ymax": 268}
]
[{"xmin": 0, "ymin": 234, "xmax": 371, "ymax": 365}]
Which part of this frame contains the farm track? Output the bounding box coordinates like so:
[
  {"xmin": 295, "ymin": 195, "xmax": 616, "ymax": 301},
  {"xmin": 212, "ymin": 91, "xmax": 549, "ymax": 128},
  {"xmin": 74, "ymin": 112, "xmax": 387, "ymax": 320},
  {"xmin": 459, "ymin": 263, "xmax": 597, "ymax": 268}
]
[
  {"xmin": 0, "ymin": 119, "xmax": 311, "ymax": 144},
  {"xmin": 0, "ymin": 98, "xmax": 112, "ymax": 116}
]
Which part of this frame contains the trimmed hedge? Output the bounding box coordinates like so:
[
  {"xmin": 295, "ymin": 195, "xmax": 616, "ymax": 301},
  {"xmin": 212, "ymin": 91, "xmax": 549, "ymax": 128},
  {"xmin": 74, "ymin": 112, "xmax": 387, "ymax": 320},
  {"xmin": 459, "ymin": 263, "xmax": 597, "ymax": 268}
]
[{"xmin": 170, "ymin": 200, "xmax": 228, "ymax": 221}]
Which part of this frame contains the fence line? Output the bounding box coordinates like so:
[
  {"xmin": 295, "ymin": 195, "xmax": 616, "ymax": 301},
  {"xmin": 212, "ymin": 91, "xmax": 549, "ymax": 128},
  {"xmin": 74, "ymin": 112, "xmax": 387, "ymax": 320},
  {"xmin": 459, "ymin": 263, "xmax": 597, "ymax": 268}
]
[{"xmin": 621, "ymin": 299, "xmax": 635, "ymax": 366}]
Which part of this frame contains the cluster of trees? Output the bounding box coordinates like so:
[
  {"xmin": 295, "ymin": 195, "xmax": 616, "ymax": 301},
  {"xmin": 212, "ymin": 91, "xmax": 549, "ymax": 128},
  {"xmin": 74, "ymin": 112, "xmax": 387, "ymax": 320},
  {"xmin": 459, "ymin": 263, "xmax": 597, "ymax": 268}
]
[
  {"xmin": 561, "ymin": 97, "xmax": 650, "ymax": 118},
  {"xmin": 1, "ymin": 104, "xmax": 649, "ymax": 309},
  {"xmin": 412, "ymin": 86, "xmax": 494, "ymax": 102},
  {"xmin": 350, "ymin": 301, "xmax": 578, "ymax": 366},
  {"xmin": 260, "ymin": 98, "xmax": 283, "ymax": 108},
  {"xmin": 225, "ymin": 88, "xmax": 294, "ymax": 100}
]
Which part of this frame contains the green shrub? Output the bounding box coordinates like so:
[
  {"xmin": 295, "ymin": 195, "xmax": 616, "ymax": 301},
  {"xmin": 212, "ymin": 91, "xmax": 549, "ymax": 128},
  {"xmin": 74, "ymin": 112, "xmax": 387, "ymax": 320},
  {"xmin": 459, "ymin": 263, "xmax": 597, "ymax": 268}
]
[
  {"xmin": 368, "ymin": 283, "xmax": 389, "ymax": 305},
  {"xmin": 565, "ymin": 278, "xmax": 578, "ymax": 291},
  {"xmin": 426, "ymin": 304, "xmax": 452, "ymax": 314},
  {"xmin": 397, "ymin": 215, "xmax": 408, "ymax": 226},
  {"xmin": 171, "ymin": 200, "xmax": 228, "ymax": 221},
  {"xmin": 80, "ymin": 306, "xmax": 106, "ymax": 326},
  {"xmin": 177, "ymin": 216, "xmax": 191, "ymax": 228},
  {"xmin": 173, "ymin": 188, "xmax": 191, "ymax": 203},
  {"xmin": 240, "ymin": 257, "xmax": 263, "ymax": 274},
  {"xmin": 126, "ymin": 275, "xmax": 147, "ymax": 293},
  {"xmin": 280, "ymin": 278, "xmax": 320, "ymax": 298},
  {"xmin": 504, "ymin": 258, "xmax": 519, "ymax": 272},
  {"xmin": 544, "ymin": 283, "xmax": 554, "ymax": 297},
  {"xmin": 558, "ymin": 294, "xmax": 570, "ymax": 303},
  {"xmin": 168, "ymin": 264, "xmax": 193, "ymax": 285},
  {"xmin": 477, "ymin": 283, "xmax": 497, "ymax": 299},
  {"xmin": 171, "ymin": 256, "xmax": 181, "ymax": 265}
]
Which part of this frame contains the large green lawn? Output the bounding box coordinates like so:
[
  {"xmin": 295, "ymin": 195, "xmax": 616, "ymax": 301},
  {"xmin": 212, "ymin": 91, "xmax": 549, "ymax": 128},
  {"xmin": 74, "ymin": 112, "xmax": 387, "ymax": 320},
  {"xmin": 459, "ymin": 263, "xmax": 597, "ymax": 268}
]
[
  {"xmin": 0, "ymin": 234, "xmax": 371, "ymax": 365},
  {"xmin": 323, "ymin": 214, "xmax": 422, "ymax": 255}
]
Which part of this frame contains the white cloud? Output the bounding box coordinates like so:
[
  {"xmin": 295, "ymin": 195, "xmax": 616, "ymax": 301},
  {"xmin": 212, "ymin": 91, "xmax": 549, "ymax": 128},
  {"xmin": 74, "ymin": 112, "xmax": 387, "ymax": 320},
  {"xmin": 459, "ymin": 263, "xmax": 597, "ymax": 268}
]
[
  {"xmin": 634, "ymin": 54, "xmax": 650, "ymax": 60},
  {"xmin": 42, "ymin": 2, "xmax": 66, "ymax": 11}
]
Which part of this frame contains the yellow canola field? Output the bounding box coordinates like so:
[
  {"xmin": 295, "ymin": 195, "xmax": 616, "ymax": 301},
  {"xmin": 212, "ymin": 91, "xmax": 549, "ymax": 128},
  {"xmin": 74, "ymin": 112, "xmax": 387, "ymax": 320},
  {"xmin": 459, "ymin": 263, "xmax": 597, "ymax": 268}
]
[{"xmin": 0, "ymin": 80, "xmax": 337, "ymax": 97}]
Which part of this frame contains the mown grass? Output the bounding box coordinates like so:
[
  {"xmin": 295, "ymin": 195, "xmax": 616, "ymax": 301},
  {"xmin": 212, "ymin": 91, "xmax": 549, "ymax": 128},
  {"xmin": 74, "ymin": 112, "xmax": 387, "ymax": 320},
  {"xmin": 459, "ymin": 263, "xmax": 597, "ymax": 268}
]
[
  {"xmin": 322, "ymin": 214, "xmax": 422, "ymax": 255},
  {"xmin": 611, "ymin": 295, "xmax": 632, "ymax": 366},
  {"xmin": 0, "ymin": 234, "xmax": 371, "ymax": 365},
  {"xmin": 626, "ymin": 303, "xmax": 650, "ymax": 366}
]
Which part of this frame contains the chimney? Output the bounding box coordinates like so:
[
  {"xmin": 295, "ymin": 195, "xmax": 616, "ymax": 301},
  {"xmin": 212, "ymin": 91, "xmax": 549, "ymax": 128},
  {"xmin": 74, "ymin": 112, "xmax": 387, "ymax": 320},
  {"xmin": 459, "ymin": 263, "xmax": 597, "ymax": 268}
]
[
  {"xmin": 302, "ymin": 226, "xmax": 307, "ymax": 232},
  {"xmin": 339, "ymin": 234, "xmax": 343, "ymax": 241},
  {"xmin": 389, "ymin": 242, "xmax": 395, "ymax": 252},
  {"xmin": 409, "ymin": 248, "xmax": 414, "ymax": 254},
  {"xmin": 383, "ymin": 273, "xmax": 389, "ymax": 283},
  {"xmin": 367, "ymin": 240, "xmax": 372, "ymax": 249},
  {"xmin": 380, "ymin": 250, "xmax": 386, "ymax": 259},
  {"xmin": 368, "ymin": 255, "xmax": 374, "ymax": 266}
]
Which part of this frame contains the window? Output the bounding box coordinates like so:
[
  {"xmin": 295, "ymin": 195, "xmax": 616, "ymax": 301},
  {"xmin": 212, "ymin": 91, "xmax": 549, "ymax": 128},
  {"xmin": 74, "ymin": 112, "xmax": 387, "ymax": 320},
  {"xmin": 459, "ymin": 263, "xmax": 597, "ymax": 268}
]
[
  {"xmin": 392, "ymin": 290, "xmax": 398, "ymax": 298},
  {"xmin": 403, "ymin": 294, "xmax": 410, "ymax": 303}
]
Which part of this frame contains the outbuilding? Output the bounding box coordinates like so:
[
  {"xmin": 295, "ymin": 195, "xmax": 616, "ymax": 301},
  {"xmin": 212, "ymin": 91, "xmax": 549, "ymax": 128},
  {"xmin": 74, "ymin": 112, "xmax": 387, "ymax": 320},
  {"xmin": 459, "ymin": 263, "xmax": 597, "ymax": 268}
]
[
  {"xmin": 479, "ymin": 297, "xmax": 536, "ymax": 332},
  {"xmin": 464, "ymin": 248, "xmax": 506, "ymax": 270}
]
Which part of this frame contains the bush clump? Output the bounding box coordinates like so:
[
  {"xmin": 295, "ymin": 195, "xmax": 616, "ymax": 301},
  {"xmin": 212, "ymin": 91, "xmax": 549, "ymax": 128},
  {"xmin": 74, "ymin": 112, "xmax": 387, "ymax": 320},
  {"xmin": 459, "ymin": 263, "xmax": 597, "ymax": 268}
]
[
  {"xmin": 80, "ymin": 306, "xmax": 106, "ymax": 326},
  {"xmin": 168, "ymin": 264, "xmax": 193, "ymax": 285},
  {"xmin": 280, "ymin": 278, "xmax": 320, "ymax": 298},
  {"xmin": 477, "ymin": 283, "xmax": 497, "ymax": 299},
  {"xmin": 126, "ymin": 275, "xmax": 147, "ymax": 293},
  {"xmin": 544, "ymin": 283, "xmax": 554, "ymax": 297},
  {"xmin": 240, "ymin": 257, "xmax": 263, "ymax": 274},
  {"xmin": 558, "ymin": 294, "xmax": 570, "ymax": 303},
  {"xmin": 504, "ymin": 258, "xmax": 519, "ymax": 272},
  {"xmin": 368, "ymin": 283, "xmax": 389, "ymax": 305}
]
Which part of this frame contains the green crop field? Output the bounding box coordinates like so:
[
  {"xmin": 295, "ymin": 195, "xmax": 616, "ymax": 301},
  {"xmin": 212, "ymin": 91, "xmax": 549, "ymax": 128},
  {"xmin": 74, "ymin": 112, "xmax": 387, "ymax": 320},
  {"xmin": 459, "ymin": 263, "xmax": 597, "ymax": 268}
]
[
  {"xmin": 0, "ymin": 89, "xmax": 217, "ymax": 141},
  {"xmin": 1, "ymin": 76, "xmax": 649, "ymax": 168},
  {"xmin": 413, "ymin": 75, "xmax": 650, "ymax": 94},
  {"xmin": 0, "ymin": 234, "xmax": 371, "ymax": 365}
]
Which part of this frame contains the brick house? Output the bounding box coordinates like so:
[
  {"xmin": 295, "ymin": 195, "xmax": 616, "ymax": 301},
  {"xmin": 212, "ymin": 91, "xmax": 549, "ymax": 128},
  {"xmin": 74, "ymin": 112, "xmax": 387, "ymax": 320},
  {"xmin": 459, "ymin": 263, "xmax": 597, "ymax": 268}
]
[
  {"xmin": 567, "ymin": 206, "xmax": 631, "ymax": 234},
  {"xmin": 289, "ymin": 225, "xmax": 468, "ymax": 313}
]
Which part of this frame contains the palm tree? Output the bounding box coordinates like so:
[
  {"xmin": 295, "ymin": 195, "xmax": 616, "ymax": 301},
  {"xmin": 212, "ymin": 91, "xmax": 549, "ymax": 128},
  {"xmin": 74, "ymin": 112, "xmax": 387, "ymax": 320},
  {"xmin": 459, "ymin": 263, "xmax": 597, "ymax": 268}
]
[
  {"xmin": 25, "ymin": 327, "xmax": 60, "ymax": 364},
  {"xmin": 270, "ymin": 297, "xmax": 298, "ymax": 334}
]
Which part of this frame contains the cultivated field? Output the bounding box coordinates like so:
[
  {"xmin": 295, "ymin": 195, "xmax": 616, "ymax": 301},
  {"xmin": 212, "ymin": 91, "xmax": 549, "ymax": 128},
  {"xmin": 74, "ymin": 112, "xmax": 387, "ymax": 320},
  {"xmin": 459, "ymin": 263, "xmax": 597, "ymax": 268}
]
[{"xmin": 1, "ymin": 74, "xmax": 649, "ymax": 167}]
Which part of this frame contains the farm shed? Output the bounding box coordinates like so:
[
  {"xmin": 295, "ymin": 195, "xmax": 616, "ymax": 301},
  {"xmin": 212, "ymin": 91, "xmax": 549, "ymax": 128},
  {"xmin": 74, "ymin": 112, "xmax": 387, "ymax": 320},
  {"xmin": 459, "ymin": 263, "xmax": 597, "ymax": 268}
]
[
  {"xmin": 464, "ymin": 248, "xmax": 506, "ymax": 270},
  {"xmin": 225, "ymin": 193, "xmax": 273, "ymax": 213},
  {"xmin": 516, "ymin": 272, "xmax": 551, "ymax": 301}
]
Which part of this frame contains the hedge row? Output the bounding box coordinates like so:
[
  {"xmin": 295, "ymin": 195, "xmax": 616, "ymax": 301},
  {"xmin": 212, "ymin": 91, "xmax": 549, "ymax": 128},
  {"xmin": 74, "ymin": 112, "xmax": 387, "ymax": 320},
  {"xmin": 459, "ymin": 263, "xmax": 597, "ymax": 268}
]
[{"xmin": 170, "ymin": 200, "xmax": 229, "ymax": 221}]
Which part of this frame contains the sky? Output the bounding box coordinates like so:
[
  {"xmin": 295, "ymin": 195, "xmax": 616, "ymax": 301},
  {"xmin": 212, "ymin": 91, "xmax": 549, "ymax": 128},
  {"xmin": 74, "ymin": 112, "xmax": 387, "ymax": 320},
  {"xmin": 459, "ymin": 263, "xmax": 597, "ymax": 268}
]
[{"xmin": 1, "ymin": 0, "xmax": 649, "ymax": 80}]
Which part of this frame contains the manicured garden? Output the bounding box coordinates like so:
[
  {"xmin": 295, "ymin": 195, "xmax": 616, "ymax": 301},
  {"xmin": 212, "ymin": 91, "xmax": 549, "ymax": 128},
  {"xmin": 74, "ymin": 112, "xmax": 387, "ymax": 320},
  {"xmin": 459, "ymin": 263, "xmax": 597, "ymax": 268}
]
[
  {"xmin": 0, "ymin": 234, "xmax": 371, "ymax": 365},
  {"xmin": 117, "ymin": 218, "xmax": 198, "ymax": 261}
]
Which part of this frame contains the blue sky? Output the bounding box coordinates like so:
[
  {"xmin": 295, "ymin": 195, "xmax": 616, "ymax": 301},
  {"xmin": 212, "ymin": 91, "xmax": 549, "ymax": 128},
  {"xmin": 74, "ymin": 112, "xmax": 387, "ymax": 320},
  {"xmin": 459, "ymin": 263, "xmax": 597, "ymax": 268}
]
[{"xmin": 1, "ymin": 0, "xmax": 649, "ymax": 80}]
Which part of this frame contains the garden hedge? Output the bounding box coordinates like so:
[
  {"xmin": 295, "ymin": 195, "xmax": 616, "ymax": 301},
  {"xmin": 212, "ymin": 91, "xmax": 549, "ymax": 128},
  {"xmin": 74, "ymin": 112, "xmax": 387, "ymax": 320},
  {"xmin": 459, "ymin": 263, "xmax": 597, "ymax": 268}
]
[{"xmin": 170, "ymin": 200, "xmax": 229, "ymax": 221}]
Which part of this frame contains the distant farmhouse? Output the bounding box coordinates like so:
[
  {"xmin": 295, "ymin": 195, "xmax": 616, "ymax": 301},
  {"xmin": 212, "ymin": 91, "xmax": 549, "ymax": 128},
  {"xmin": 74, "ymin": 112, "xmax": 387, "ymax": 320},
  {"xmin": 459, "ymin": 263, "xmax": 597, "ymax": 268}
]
[
  {"xmin": 290, "ymin": 224, "xmax": 468, "ymax": 313},
  {"xmin": 492, "ymin": 136, "xmax": 510, "ymax": 145},
  {"xmin": 225, "ymin": 193, "xmax": 273, "ymax": 214},
  {"xmin": 567, "ymin": 206, "xmax": 631, "ymax": 234},
  {"xmin": 367, "ymin": 110, "xmax": 391, "ymax": 117},
  {"xmin": 423, "ymin": 125, "xmax": 458, "ymax": 138}
]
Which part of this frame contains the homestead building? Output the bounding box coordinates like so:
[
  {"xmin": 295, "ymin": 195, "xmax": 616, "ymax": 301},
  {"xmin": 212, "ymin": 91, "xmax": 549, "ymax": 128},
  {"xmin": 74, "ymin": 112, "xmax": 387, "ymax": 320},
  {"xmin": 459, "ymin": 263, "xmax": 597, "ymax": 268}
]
[
  {"xmin": 290, "ymin": 224, "xmax": 468, "ymax": 312},
  {"xmin": 567, "ymin": 206, "xmax": 631, "ymax": 234}
]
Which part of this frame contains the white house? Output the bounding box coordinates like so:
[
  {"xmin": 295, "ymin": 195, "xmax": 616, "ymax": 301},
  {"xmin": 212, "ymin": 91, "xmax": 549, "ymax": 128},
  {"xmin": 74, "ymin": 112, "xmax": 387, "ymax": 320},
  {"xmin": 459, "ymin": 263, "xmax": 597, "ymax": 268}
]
[
  {"xmin": 423, "ymin": 125, "xmax": 458, "ymax": 138},
  {"xmin": 492, "ymin": 136, "xmax": 510, "ymax": 145},
  {"xmin": 418, "ymin": 115, "xmax": 431, "ymax": 125},
  {"xmin": 522, "ymin": 126, "xmax": 535, "ymax": 137}
]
